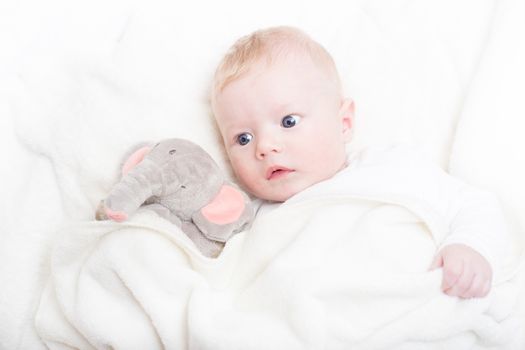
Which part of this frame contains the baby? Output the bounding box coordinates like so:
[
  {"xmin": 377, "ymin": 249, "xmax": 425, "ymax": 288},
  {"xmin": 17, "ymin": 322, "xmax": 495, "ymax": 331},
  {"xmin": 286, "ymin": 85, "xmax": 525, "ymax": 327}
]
[{"xmin": 210, "ymin": 26, "xmax": 508, "ymax": 299}]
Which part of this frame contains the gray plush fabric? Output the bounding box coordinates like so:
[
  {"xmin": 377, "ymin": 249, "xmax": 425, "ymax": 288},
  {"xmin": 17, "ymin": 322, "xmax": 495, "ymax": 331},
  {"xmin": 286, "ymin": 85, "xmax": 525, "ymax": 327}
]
[{"xmin": 97, "ymin": 138, "xmax": 254, "ymax": 257}]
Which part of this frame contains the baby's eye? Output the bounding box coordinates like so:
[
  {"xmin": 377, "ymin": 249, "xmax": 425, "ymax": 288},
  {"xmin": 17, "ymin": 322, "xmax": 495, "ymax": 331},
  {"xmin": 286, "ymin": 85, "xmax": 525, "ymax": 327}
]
[
  {"xmin": 281, "ymin": 114, "xmax": 301, "ymax": 128},
  {"xmin": 237, "ymin": 132, "xmax": 253, "ymax": 146}
]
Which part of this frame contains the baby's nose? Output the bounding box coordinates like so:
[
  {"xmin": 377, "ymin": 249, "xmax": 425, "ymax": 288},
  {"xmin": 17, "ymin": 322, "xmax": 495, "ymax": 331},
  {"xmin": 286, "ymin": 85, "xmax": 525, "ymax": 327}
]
[{"xmin": 255, "ymin": 137, "xmax": 282, "ymax": 159}]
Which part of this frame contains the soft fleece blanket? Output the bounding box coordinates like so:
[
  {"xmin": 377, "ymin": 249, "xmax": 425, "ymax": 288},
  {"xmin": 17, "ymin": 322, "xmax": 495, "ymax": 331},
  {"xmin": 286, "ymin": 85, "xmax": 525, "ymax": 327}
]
[{"xmin": 35, "ymin": 183, "xmax": 523, "ymax": 349}]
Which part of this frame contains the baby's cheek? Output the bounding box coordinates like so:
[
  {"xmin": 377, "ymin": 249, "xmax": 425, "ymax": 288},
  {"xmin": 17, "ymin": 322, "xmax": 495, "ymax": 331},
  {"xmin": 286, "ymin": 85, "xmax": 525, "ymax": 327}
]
[
  {"xmin": 228, "ymin": 155, "xmax": 245, "ymax": 175},
  {"xmin": 230, "ymin": 161, "xmax": 255, "ymax": 187}
]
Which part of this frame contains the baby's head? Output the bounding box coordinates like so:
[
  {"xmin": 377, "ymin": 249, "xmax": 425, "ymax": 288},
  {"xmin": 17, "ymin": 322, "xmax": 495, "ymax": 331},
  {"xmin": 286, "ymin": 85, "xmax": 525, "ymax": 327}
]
[{"xmin": 212, "ymin": 26, "xmax": 354, "ymax": 202}]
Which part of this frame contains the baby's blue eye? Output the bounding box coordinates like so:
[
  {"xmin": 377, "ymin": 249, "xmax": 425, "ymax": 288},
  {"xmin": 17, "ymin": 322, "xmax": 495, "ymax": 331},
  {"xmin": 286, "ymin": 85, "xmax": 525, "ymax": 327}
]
[
  {"xmin": 237, "ymin": 133, "xmax": 253, "ymax": 146},
  {"xmin": 281, "ymin": 115, "xmax": 300, "ymax": 128}
]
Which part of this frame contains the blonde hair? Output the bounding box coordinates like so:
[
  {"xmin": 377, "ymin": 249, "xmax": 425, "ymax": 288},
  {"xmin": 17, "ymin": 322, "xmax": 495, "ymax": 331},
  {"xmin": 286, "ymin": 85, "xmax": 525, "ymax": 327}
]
[{"xmin": 211, "ymin": 26, "xmax": 341, "ymax": 106}]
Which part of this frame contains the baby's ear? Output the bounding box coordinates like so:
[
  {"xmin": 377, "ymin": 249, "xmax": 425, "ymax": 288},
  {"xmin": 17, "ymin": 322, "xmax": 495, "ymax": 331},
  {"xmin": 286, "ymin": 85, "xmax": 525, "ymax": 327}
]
[{"xmin": 339, "ymin": 98, "xmax": 354, "ymax": 142}]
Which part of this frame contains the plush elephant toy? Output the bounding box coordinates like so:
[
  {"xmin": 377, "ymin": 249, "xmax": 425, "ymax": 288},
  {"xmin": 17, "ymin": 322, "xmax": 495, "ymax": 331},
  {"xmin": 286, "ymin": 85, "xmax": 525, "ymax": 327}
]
[{"xmin": 96, "ymin": 138, "xmax": 254, "ymax": 258}]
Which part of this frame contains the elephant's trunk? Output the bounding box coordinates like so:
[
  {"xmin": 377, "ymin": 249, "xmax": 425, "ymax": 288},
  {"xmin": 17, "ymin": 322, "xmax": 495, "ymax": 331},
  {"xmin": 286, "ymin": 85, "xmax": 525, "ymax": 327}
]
[{"xmin": 105, "ymin": 158, "xmax": 166, "ymax": 216}]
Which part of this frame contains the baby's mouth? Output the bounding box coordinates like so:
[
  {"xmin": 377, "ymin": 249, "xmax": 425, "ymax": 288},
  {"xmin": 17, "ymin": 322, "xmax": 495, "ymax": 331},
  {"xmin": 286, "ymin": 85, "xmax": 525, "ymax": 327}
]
[{"xmin": 266, "ymin": 166, "xmax": 294, "ymax": 180}]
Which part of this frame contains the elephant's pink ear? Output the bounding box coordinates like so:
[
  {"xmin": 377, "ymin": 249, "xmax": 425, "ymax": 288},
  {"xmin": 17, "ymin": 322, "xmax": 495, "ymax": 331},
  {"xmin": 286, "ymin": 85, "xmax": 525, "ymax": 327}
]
[
  {"xmin": 201, "ymin": 185, "xmax": 245, "ymax": 225},
  {"xmin": 122, "ymin": 146, "xmax": 151, "ymax": 176}
]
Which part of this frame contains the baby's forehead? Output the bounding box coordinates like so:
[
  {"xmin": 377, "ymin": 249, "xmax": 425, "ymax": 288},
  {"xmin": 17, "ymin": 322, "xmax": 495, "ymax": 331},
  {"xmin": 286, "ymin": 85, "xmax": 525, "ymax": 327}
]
[
  {"xmin": 215, "ymin": 59, "xmax": 340, "ymax": 122},
  {"xmin": 212, "ymin": 39, "xmax": 342, "ymax": 115},
  {"xmin": 215, "ymin": 36, "xmax": 340, "ymax": 106}
]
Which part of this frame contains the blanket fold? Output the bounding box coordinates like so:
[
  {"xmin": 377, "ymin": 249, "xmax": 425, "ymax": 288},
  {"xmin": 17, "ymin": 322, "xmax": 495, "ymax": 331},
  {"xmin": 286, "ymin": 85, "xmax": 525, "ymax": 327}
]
[{"xmin": 36, "ymin": 194, "xmax": 523, "ymax": 349}]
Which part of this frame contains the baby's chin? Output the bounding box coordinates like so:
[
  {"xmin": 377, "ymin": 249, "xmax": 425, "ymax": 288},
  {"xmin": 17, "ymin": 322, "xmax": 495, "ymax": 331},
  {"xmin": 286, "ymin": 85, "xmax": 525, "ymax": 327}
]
[
  {"xmin": 251, "ymin": 171, "xmax": 342, "ymax": 202},
  {"xmin": 251, "ymin": 184, "xmax": 306, "ymax": 203},
  {"xmin": 258, "ymin": 192, "xmax": 293, "ymax": 203}
]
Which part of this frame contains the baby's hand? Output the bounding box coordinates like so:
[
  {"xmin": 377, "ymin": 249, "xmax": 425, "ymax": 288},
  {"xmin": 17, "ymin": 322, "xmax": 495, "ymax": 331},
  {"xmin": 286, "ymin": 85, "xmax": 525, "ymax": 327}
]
[{"xmin": 429, "ymin": 244, "xmax": 492, "ymax": 298}]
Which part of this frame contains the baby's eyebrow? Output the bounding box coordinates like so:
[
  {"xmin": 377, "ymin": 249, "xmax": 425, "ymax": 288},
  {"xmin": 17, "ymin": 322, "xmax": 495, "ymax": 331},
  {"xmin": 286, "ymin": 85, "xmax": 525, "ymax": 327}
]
[
  {"xmin": 217, "ymin": 118, "xmax": 240, "ymax": 131},
  {"xmin": 273, "ymin": 103, "xmax": 294, "ymax": 115},
  {"xmin": 221, "ymin": 122, "xmax": 249, "ymax": 137}
]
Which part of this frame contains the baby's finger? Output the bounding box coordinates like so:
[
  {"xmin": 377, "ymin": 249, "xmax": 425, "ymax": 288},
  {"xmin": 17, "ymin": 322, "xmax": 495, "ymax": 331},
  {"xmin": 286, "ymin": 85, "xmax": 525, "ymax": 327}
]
[
  {"xmin": 461, "ymin": 273, "xmax": 485, "ymax": 298},
  {"xmin": 445, "ymin": 263, "xmax": 474, "ymax": 297},
  {"xmin": 441, "ymin": 258, "xmax": 464, "ymax": 290}
]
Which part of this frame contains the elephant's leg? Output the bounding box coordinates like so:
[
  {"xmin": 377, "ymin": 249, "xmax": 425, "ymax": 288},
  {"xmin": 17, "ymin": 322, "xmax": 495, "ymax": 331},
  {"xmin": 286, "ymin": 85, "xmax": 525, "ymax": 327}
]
[
  {"xmin": 141, "ymin": 204, "xmax": 224, "ymax": 257},
  {"xmin": 141, "ymin": 203, "xmax": 183, "ymax": 226},
  {"xmin": 181, "ymin": 222, "xmax": 225, "ymax": 258}
]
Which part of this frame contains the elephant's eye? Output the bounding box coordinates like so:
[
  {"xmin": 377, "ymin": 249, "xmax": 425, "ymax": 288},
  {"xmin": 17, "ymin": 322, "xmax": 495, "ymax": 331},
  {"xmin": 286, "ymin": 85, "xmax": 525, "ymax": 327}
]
[
  {"xmin": 180, "ymin": 185, "xmax": 186, "ymax": 189},
  {"xmin": 169, "ymin": 149, "xmax": 176, "ymax": 155}
]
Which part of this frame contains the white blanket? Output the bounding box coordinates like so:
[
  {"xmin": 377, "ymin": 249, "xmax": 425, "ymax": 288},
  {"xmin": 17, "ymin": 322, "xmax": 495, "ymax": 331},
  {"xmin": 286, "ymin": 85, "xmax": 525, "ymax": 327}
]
[
  {"xmin": 449, "ymin": 0, "xmax": 525, "ymax": 256},
  {"xmin": 35, "ymin": 188, "xmax": 524, "ymax": 349}
]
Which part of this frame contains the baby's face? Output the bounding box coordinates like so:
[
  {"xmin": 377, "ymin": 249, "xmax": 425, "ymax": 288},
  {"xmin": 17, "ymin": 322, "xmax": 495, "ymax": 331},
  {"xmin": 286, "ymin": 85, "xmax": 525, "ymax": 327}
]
[{"xmin": 213, "ymin": 55, "xmax": 353, "ymax": 202}]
